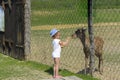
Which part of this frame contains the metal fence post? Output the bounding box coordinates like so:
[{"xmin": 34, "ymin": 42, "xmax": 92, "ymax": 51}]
[
  {"xmin": 88, "ymin": 0, "xmax": 95, "ymax": 76},
  {"xmin": 24, "ymin": 0, "xmax": 31, "ymax": 60}
]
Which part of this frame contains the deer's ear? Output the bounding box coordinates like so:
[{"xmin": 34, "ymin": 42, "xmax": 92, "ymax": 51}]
[
  {"xmin": 82, "ymin": 28, "xmax": 87, "ymax": 31},
  {"xmin": 76, "ymin": 29, "xmax": 80, "ymax": 32}
]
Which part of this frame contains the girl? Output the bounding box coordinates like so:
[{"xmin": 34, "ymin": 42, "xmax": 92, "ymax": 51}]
[{"xmin": 50, "ymin": 28, "xmax": 70, "ymax": 78}]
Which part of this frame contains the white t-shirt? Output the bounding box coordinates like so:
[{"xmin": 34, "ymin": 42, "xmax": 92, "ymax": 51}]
[{"xmin": 52, "ymin": 39, "xmax": 61, "ymax": 58}]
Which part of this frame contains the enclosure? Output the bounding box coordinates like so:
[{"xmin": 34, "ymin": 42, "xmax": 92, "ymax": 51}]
[
  {"xmin": 29, "ymin": 0, "xmax": 120, "ymax": 80},
  {"xmin": 0, "ymin": 0, "xmax": 30, "ymax": 60}
]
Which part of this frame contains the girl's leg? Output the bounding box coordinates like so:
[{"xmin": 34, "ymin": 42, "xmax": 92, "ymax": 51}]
[{"xmin": 53, "ymin": 58, "xmax": 60, "ymax": 78}]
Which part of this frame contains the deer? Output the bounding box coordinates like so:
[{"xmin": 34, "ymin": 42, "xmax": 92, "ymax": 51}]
[{"xmin": 72, "ymin": 28, "xmax": 104, "ymax": 74}]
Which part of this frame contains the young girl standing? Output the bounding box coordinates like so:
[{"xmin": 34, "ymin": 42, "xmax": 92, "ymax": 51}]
[{"xmin": 50, "ymin": 29, "xmax": 70, "ymax": 78}]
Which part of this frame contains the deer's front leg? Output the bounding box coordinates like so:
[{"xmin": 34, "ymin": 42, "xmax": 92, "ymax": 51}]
[{"xmin": 85, "ymin": 56, "xmax": 88, "ymax": 74}]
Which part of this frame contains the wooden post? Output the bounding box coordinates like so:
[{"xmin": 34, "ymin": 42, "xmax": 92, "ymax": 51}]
[
  {"xmin": 24, "ymin": 0, "xmax": 31, "ymax": 60},
  {"xmin": 88, "ymin": 0, "xmax": 95, "ymax": 76}
]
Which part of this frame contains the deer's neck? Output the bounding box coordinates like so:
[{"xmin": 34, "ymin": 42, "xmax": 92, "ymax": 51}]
[{"xmin": 79, "ymin": 36, "xmax": 88, "ymax": 49}]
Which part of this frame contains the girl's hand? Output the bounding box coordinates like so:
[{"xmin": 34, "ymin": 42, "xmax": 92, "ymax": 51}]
[
  {"xmin": 59, "ymin": 36, "xmax": 71, "ymax": 47},
  {"xmin": 67, "ymin": 37, "xmax": 71, "ymax": 40}
]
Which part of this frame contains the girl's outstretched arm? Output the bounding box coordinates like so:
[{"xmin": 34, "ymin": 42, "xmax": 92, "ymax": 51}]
[{"xmin": 59, "ymin": 37, "xmax": 71, "ymax": 47}]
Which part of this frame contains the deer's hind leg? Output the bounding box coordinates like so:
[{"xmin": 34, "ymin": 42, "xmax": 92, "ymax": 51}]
[{"xmin": 98, "ymin": 55, "xmax": 103, "ymax": 74}]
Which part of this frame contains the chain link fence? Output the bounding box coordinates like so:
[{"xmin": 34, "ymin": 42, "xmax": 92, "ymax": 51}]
[{"xmin": 29, "ymin": 0, "xmax": 120, "ymax": 80}]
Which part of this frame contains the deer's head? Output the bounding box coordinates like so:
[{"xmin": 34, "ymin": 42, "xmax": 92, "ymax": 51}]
[{"xmin": 72, "ymin": 28, "xmax": 87, "ymax": 40}]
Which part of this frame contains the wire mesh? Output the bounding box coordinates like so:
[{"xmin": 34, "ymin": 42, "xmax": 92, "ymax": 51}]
[
  {"xmin": 93, "ymin": 0, "xmax": 120, "ymax": 80},
  {"xmin": 30, "ymin": 0, "xmax": 120, "ymax": 80}
]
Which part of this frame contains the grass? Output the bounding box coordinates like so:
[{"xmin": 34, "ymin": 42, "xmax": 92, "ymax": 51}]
[
  {"xmin": 31, "ymin": 0, "xmax": 87, "ymax": 26},
  {"xmin": 0, "ymin": 53, "xmax": 99, "ymax": 80},
  {"xmin": 93, "ymin": 9, "xmax": 120, "ymax": 23},
  {"xmin": 93, "ymin": 0, "xmax": 120, "ymax": 9},
  {"xmin": 31, "ymin": 0, "xmax": 120, "ymax": 26}
]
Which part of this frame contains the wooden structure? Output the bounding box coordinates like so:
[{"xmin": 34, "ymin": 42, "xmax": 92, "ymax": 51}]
[{"xmin": 0, "ymin": 0, "xmax": 31, "ymax": 60}]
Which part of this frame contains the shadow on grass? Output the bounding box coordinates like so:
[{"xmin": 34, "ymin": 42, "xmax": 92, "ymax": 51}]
[
  {"xmin": 45, "ymin": 67, "xmax": 53, "ymax": 76},
  {"xmin": 77, "ymin": 68, "xmax": 90, "ymax": 75},
  {"xmin": 43, "ymin": 67, "xmax": 99, "ymax": 80},
  {"xmin": 77, "ymin": 68, "xmax": 98, "ymax": 75},
  {"xmin": 45, "ymin": 67, "xmax": 62, "ymax": 76}
]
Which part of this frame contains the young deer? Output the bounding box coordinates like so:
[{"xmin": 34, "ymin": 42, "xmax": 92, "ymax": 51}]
[{"xmin": 72, "ymin": 28, "xmax": 104, "ymax": 74}]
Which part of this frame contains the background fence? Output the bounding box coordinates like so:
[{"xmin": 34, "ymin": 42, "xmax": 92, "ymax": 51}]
[{"xmin": 29, "ymin": 0, "xmax": 120, "ymax": 80}]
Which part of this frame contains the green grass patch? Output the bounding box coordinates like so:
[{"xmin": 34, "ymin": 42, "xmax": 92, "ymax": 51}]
[
  {"xmin": 31, "ymin": 0, "xmax": 120, "ymax": 26},
  {"xmin": 60, "ymin": 69, "xmax": 99, "ymax": 80},
  {"xmin": 0, "ymin": 53, "xmax": 99, "ymax": 80},
  {"xmin": 93, "ymin": 0, "xmax": 120, "ymax": 9},
  {"xmin": 31, "ymin": 0, "xmax": 87, "ymax": 11},
  {"xmin": 93, "ymin": 9, "xmax": 120, "ymax": 23},
  {"xmin": 31, "ymin": 0, "xmax": 87, "ymax": 26}
]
